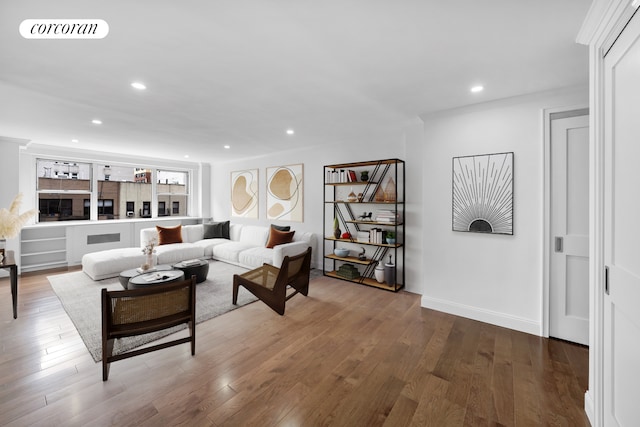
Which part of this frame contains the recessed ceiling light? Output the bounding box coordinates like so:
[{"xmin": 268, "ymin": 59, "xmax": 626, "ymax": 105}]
[
  {"xmin": 470, "ymin": 85, "xmax": 484, "ymax": 93},
  {"xmin": 224, "ymin": 145, "xmax": 230, "ymax": 149},
  {"xmin": 92, "ymin": 119, "xmax": 102, "ymax": 125},
  {"xmin": 184, "ymin": 154, "xmax": 189, "ymax": 159},
  {"xmin": 131, "ymin": 82, "xmax": 146, "ymax": 90},
  {"xmin": 286, "ymin": 129, "xmax": 294, "ymax": 135},
  {"xmin": 71, "ymin": 139, "xmax": 79, "ymax": 143}
]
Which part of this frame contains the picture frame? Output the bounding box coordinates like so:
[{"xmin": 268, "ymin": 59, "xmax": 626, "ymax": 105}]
[
  {"xmin": 452, "ymin": 152, "xmax": 513, "ymax": 235},
  {"xmin": 266, "ymin": 163, "xmax": 304, "ymax": 222},
  {"xmin": 231, "ymin": 169, "xmax": 258, "ymax": 218}
]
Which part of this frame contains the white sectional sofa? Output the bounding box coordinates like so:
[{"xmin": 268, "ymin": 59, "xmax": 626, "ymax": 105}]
[{"xmin": 82, "ymin": 223, "xmax": 315, "ymax": 281}]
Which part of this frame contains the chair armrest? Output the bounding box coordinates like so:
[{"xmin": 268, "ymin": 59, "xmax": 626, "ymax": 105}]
[{"xmin": 272, "ymin": 241, "xmax": 311, "ymax": 266}]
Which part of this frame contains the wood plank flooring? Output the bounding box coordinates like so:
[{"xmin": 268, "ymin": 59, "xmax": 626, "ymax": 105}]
[{"xmin": 0, "ymin": 268, "xmax": 590, "ymax": 426}]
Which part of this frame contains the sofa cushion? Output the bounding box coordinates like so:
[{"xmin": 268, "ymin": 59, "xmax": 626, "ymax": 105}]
[
  {"xmin": 239, "ymin": 246, "xmax": 274, "ymax": 268},
  {"xmin": 155, "ymin": 243, "xmax": 204, "ymax": 265},
  {"xmin": 157, "ymin": 225, "xmax": 182, "ymax": 245},
  {"xmin": 203, "ymin": 221, "xmax": 230, "ymax": 239},
  {"xmin": 192, "ymin": 238, "xmax": 228, "ymax": 257},
  {"xmin": 266, "ymin": 228, "xmax": 295, "ymax": 248},
  {"xmin": 212, "ymin": 242, "xmax": 256, "ymax": 263},
  {"xmin": 183, "ymin": 224, "xmax": 204, "ymax": 243},
  {"xmin": 82, "ymin": 247, "xmax": 154, "ymax": 281},
  {"xmin": 271, "ymin": 224, "xmax": 291, "ymax": 232},
  {"xmin": 238, "ymin": 225, "xmax": 269, "ymax": 246}
]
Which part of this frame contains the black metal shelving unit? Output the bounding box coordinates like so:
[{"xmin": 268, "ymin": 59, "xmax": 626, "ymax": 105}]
[{"xmin": 323, "ymin": 159, "xmax": 405, "ymax": 292}]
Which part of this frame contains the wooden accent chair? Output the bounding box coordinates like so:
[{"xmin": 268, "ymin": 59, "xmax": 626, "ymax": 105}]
[
  {"xmin": 233, "ymin": 247, "xmax": 312, "ymax": 315},
  {"xmin": 101, "ymin": 276, "xmax": 196, "ymax": 381}
]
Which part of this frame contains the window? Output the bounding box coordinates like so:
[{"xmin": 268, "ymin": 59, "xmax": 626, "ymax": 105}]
[
  {"xmin": 35, "ymin": 158, "xmax": 191, "ymax": 222},
  {"xmin": 37, "ymin": 159, "xmax": 91, "ymax": 222}
]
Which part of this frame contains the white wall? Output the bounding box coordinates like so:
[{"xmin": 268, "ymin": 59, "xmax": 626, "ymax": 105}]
[{"xmin": 414, "ymin": 86, "xmax": 588, "ymax": 335}]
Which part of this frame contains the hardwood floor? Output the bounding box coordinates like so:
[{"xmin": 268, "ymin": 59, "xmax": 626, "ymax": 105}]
[{"xmin": 0, "ymin": 268, "xmax": 589, "ymax": 426}]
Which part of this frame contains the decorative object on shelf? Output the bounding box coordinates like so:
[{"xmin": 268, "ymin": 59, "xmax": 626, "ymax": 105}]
[
  {"xmin": 360, "ymin": 170, "xmax": 369, "ymax": 181},
  {"xmin": 375, "ymin": 261, "xmax": 385, "ymax": 283},
  {"xmin": 384, "ymin": 255, "xmax": 395, "ymax": 286},
  {"xmin": 341, "ymin": 232, "xmax": 352, "ymax": 239},
  {"xmin": 337, "ymin": 263, "xmax": 360, "ymax": 280},
  {"xmin": 333, "ymin": 217, "xmax": 341, "ymax": 239},
  {"xmin": 384, "ymin": 177, "xmax": 396, "ymax": 202},
  {"xmin": 141, "ymin": 238, "xmax": 157, "ymax": 271},
  {"xmin": 357, "ymin": 193, "xmax": 364, "ymax": 202},
  {"xmin": 267, "ymin": 163, "xmax": 304, "ymax": 221},
  {"xmin": 347, "ymin": 187, "xmax": 357, "ymax": 202},
  {"xmin": 231, "ymin": 169, "xmax": 258, "ymax": 219},
  {"xmin": 334, "ymin": 248, "xmax": 350, "ymax": 257},
  {"xmin": 358, "ymin": 212, "xmax": 372, "ymax": 221},
  {"xmin": 358, "ymin": 247, "xmax": 366, "ymax": 261},
  {"xmin": 385, "ymin": 231, "xmax": 396, "ymax": 245},
  {"xmin": 452, "ymin": 152, "xmax": 514, "ymax": 235},
  {"xmin": 374, "ymin": 183, "xmax": 385, "ymax": 202},
  {"xmin": 0, "ymin": 193, "xmax": 37, "ymax": 256}
]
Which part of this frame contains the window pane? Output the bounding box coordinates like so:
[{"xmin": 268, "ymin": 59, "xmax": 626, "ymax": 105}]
[
  {"xmin": 157, "ymin": 170, "xmax": 188, "ymax": 194},
  {"xmin": 37, "ymin": 159, "xmax": 91, "ymax": 191},
  {"xmin": 38, "ymin": 194, "xmax": 88, "ymax": 222}
]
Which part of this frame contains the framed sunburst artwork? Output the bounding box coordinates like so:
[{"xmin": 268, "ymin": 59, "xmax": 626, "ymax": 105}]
[{"xmin": 452, "ymin": 152, "xmax": 513, "ymax": 235}]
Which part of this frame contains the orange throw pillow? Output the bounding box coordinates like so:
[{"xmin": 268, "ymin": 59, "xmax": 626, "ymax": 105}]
[
  {"xmin": 156, "ymin": 225, "xmax": 183, "ymax": 245},
  {"xmin": 265, "ymin": 228, "xmax": 295, "ymax": 248}
]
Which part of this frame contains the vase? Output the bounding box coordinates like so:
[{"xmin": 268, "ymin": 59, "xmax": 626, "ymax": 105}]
[
  {"xmin": 333, "ymin": 228, "xmax": 341, "ymax": 239},
  {"xmin": 360, "ymin": 171, "xmax": 369, "ymax": 182},
  {"xmin": 142, "ymin": 252, "xmax": 154, "ymax": 271},
  {"xmin": 0, "ymin": 238, "xmax": 5, "ymax": 257},
  {"xmin": 374, "ymin": 262, "xmax": 385, "ymax": 283}
]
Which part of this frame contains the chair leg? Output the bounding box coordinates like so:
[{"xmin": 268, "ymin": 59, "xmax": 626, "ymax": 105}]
[
  {"xmin": 102, "ymin": 338, "xmax": 114, "ymax": 381},
  {"xmin": 232, "ymin": 276, "xmax": 239, "ymax": 305}
]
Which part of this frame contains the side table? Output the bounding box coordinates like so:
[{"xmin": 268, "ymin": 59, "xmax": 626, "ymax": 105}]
[
  {"xmin": 173, "ymin": 259, "xmax": 209, "ymax": 283},
  {"xmin": 1, "ymin": 250, "xmax": 19, "ymax": 319}
]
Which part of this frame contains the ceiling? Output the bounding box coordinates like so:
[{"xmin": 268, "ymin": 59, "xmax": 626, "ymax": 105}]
[{"xmin": 0, "ymin": 1, "xmax": 591, "ymax": 164}]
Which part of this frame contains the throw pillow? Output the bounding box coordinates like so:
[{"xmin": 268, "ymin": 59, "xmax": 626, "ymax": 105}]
[
  {"xmin": 265, "ymin": 228, "xmax": 295, "ymax": 248},
  {"xmin": 156, "ymin": 225, "xmax": 182, "ymax": 245},
  {"xmin": 271, "ymin": 224, "xmax": 291, "ymax": 232},
  {"xmin": 203, "ymin": 221, "xmax": 230, "ymax": 239}
]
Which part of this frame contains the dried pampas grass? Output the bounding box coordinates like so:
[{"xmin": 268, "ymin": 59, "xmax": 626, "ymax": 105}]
[{"xmin": 0, "ymin": 193, "xmax": 37, "ymax": 239}]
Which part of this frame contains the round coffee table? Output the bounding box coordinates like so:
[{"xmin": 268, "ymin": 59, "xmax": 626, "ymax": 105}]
[
  {"xmin": 127, "ymin": 269, "xmax": 185, "ymax": 290},
  {"xmin": 173, "ymin": 259, "xmax": 209, "ymax": 283},
  {"xmin": 119, "ymin": 264, "xmax": 173, "ymax": 289}
]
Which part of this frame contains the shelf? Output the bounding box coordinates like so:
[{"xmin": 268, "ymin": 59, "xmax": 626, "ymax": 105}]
[
  {"xmin": 324, "ymin": 271, "xmax": 401, "ymax": 292},
  {"xmin": 21, "ymin": 237, "xmax": 66, "ymax": 243},
  {"xmin": 327, "ymin": 201, "xmax": 403, "ymax": 205},
  {"xmin": 325, "ymin": 181, "xmax": 378, "ymax": 186},
  {"xmin": 21, "ymin": 260, "xmax": 68, "ymax": 271},
  {"xmin": 326, "ymin": 159, "xmax": 402, "ymax": 169},
  {"xmin": 345, "ymin": 220, "xmax": 403, "ymax": 226},
  {"xmin": 325, "ymin": 236, "xmax": 402, "ymax": 248},
  {"xmin": 325, "ymin": 254, "xmax": 374, "ymax": 265},
  {"xmin": 21, "ymin": 249, "xmax": 67, "ymax": 257}
]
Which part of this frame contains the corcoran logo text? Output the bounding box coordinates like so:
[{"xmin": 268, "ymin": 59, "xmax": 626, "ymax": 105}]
[{"xmin": 20, "ymin": 19, "xmax": 109, "ymax": 39}]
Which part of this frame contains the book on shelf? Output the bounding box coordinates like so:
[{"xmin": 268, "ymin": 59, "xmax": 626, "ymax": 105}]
[{"xmin": 375, "ymin": 209, "xmax": 401, "ymax": 223}]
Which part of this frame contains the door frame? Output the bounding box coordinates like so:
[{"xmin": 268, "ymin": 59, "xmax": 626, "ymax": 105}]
[
  {"xmin": 542, "ymin": 106, "xmax": 588, "ymax": 340},
  {"xmin": 576, "ymin": 1, "xmax": 639, "ymax": 425}
]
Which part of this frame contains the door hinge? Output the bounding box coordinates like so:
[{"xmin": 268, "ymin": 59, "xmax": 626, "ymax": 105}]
[{"xmin": 605, "ymin": 265, "xmax": 610, "ymax": 295}]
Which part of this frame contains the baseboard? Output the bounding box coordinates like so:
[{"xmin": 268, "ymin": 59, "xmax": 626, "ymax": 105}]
[
  {"xmin": 584, "ymin": 390, "xmax": 595, "ymax": 426},
  {"xmin": 421, "ymin": 296, "xmax": 541, "ymax": 336}
]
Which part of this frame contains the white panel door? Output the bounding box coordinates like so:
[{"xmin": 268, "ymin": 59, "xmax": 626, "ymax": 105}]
[
  {"xmin": 604, "ymin": 10, "xmax": 640, "ymax": 426},
  {"xmin": 550, "ymin": 114, "xmax": 589, "ymax": 345}
]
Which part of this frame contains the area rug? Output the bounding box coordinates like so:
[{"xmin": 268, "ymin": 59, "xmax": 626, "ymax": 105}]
[{"xmin": 47, "ymin": 261, "xmax": 256, "ymax": 362}]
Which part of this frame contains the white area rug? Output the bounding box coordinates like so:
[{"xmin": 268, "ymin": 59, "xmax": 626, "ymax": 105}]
[{"xmin": 47, "ymin": 260, "xmax": 256, "ymax": 362}]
